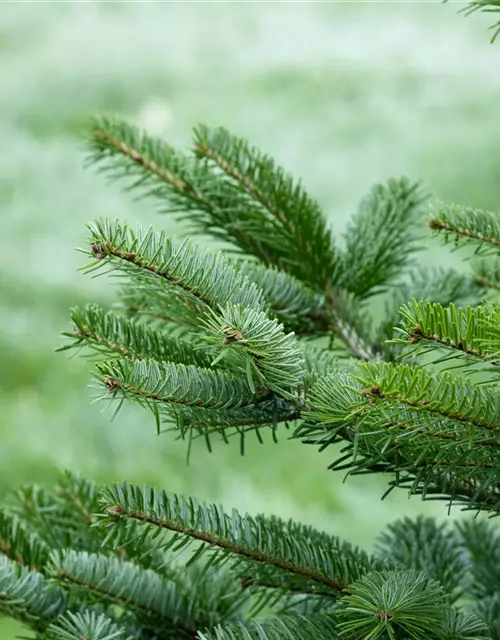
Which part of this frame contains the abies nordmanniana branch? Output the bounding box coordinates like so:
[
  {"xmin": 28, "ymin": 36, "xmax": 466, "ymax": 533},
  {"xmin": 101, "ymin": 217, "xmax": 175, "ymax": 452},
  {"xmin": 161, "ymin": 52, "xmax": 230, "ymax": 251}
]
[
  {"xmin": 59, "ymin": 114, "xmax": 500, "ymax": 516},
  {"xmin": 86, "ymin": 115, "xmax": 457, "ymax": 361},
  {"xmin": 0, "ymin": 471, "xmax": 493, "ymax": 640},
  {"xmin": 37, "ymin": 100, "xmax": 500, "ymax": 639}
]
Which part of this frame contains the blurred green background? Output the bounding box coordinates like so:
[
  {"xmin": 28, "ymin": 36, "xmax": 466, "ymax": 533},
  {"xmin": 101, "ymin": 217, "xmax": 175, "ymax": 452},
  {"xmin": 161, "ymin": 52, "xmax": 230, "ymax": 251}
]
[{"xmin": 1, "ymin": 2, "xmax": 499, "ymax": 636}]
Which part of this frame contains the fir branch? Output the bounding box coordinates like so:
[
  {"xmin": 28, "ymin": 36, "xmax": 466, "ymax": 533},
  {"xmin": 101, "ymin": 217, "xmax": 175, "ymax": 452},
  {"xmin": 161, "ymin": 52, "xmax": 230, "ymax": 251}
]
[
  {"xmin": 47, "ymin": 610, "xmax": 133, "ymax": 640},
  {"xmin": 87, "ymin": 117, "xmax": 337, "ymax": 279},
  {"xmin": 86, "ymin": 121, "xmax": 387, "ymax": 362},
  {"xmin": 376, "ymin": 516, "xmax": 466, "ymax": 603},
  {"xmin": 338, "ymin": 570, "xmax": 449, "ymax": 640},
  {"xmin": 353, "ymin": 362, "xmax": 500, "ymax": 432},
  {"xmin": 48, "ymin": 550, "xmax": 200, "ymax": 638},
  {"xmin": 301, "ymin": 341, "xmax": 342, "ymax": 387},
  {"xmin": 386, "ymin": 468, "xmax": 500, "ymax": 515},
  {"xmin": 61, "ymin": 304, "xmax": 215, "ymax": 368},
  {"xmin": 118, "ymin": 286, "xmax": 207, "ymax": 335},
  {"xmin": 96, "ymin": 359, "xmax": 257, "ymax": 413},
  {"xmin": 301, "ymin": 371, "xmax": 360, "ymax": 430},
  {"xmin": 238, "ymin": 576, "xmax": 340, "ymax": 601},
  {"xmin": 90, "ymin": 119, "xmax": 199, "ymax": 196},
  {"xmin": 193, "ymin": 125, "xmax": 341, "ymax": 289},
  {"xmin": 340, "ymin": 178, "xmax": 426, "ymax": 299},
  {"xmin": 165, "ymin": 398, "xmax": 302, "ymax": 452},
  {"xmin": 196, "ymin": 614, "xmax": 340, "ymax": 640},
  {"xmin": 7, "ymin": 486, "xmax": 59, "ymax": 545},
  {"xmin": 175, "ymin": 564, "xmax": 247, "ymax": 627},
  {"xmin": 0, "ymin": 556, "xmax": 66, "ymax": 631},
  {"xmin": 301, "ymin": 371, "xmax": 500, "ymax": 512},
  {"xmin": 405, "ymin": 267, "xmax": 480, "ymax": 305},
  {"xmin": 172, "ymin": 399, "xmax": 302, "ymax": 431},
  {"xmin": 429, "ymin": 203, "xmax": 500, "ymax": 254},
  {"xmin": 374, "ymin": 267, "xmax": 481, "ymax": 357},
  {"xmin": 273, "ymin": 590, "xmax": 341, "ymax": 617},
  {"xmin": 201, "ymin": 303, "xmax": 304, "ymax": 397},
  {"xmin": 439, "ymin": 608, "xmax": 489, "ymax": 640},
  {"xmin": 235, "ymin": 261, "xmax": 329, "ymax": 334},
  {"xmin": 7, "ymin": 485, "xmax": 92, "ymax": 552},
  {"xmin": 6, "ymin": 474, "xmax": 104, "ymax": 555},
  {"xmin": 85, "ymin": 222, "xmax": 307, "ymax": 395},
  {"xmin": 0, "ymin": 512, "xmax": 49, "ymax": 570},
  {"xmin": 55, "ymin": 472, "xmax": 101, "ymax": 527},
  {"xmin": 396, "ymin": 300, "xmax": 496, "ymax": 365},
  {"xmin": 97, "ymin": 483, "xmax": 377, "ymax": 599},
  {"xmin": 86, "ymin": 219, "xmax": 265, "ymax": 315}
]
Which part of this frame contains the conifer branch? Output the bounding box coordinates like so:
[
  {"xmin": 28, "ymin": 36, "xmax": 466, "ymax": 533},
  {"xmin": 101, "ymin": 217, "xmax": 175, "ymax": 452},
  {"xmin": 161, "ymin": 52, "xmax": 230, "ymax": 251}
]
[
  {"xmin": 338, "ymin": 570, "xmax": 482, "ymax": 640},
  {"xmin": 474, "ymin": 593, "xmax": 500, "ymax": 640},
  {"xmin": 86, "ymin": 119, "xmax": 417, "ymax": 362},
  {"xmin": 8, "ymin": 40, "xmax": 500, "ymax": 631},
  {"xmin": 375, "ymin": 267, "xmax": 481, "ymax": 358},
  {"xmin": 119, "ymin": 286, "xmax": 207, "ymax": 335},
  {"xmin": 439, "ymin": 607, "xmax": 490, "ymax": 640},
  {"xmin": 196, "ymin": 614, "xmax": 341, "ymax": 640},
  {"xmin": 396, "ymin": 300, "xmax": 497, "ymax": 366},
  {"xmin": 340, "ymin": 178, "xmax": 426, "ymax": 299},
  {"xmin": 118, "ymin": 260, "xmax": 329, "ymax": 338},
  {"xmin": 170, "ymin": 402, "xmax": 302, "ymax": 436},
  {"xmin": 157, "ymin": 400, "xmax": 302, "ymax": 458},
  {"xmin": 201, "ymin": 304, "xmax": 304, "ymax": 397},
  {"xmin": 97, "ymin": 359, "xmax": 256, "ymax": 412},
  {"xmin": 91, "ymin": 123, "xmax": 199, "ymax": 196},
  {"xmin": 192, "ymin": 125, "xmax": 341, "ymax": 290},
  {"xmin": 301, "ymin": 342, "xmax": 341, "ymax": 387},
  {"xmin": 375, "ymin": 516, "xmax": 466, "ymax": 603},
  {"xmin": 88, "ymin": 117, "xmax": 339, "ymax": 283},
  {"xmin": 378, "ymin": 458, "xmax": 500, "ymax": 514},
  {"xmin": 86, "ymin": 222, "xmax": 306, "ymax": 397},
  {"xmin": 0, "ymin": 512, "xmax": 49, "ymax": 570},
  {"xmin": 300, "ymin": 368, "xmax": 500, "ymax": 513},
  {"xmin": 54, "ymin": 472, "xmax": 101, "ymax": 528},
  {"xmin": 0, "ymin": 556, "xmax": 66, "ymax": 630},
  {"xmin": 429, "ymin": 204, "xmax": 500, "ymax": 254},
  {"xmin": 354, "ymin": 362, "xmax": 500, "ymax": 432},
  {"xmin": 98, "ymin": 484, "xmax": 378, "ymax": 599},
  {"xmin": 49, "ymin": 550, "xmax": 204, "ymax": 638},
  {"xmin": 86, "ymin": 220, "xmax": 265, "ymax": 315},
  {"xmin": 6, "ymin": 474, "xmax": 104, "ymax": 555},
  {"xmin": 61, "ymin": 304, "xmax": 215, "ymax": 368},
  {"xmin": 324, "ymin": 286, "xmax": 378, "ymax": 361},
  {"xmin": 475, "ymin": 277, "xmax": 500, "ymax": 292},
  {"xmin": 48, "ymin": 610, "xmax": 133, "ymax": 640},
  {"xmin": 235, "ymin": 261, "xmax": 329, "ymax": 334}
]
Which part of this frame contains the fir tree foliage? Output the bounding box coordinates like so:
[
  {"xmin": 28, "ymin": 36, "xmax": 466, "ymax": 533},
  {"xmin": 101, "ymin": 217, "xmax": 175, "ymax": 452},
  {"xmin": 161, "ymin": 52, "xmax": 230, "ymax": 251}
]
[
  {"xmin": 50, "ymin": 112, "xmax": 500, "ymax": 635},
  {"xmin": 85, "ymin": 115, "xmax": 430, "ymax": 362},
  {"xmin": 0, "ymin": 472, "xmax": 496, "ymax": 640},
  {"xmin": 4, "ymin": 8, "xmax": 500, "ymax": 635},
  {"xmin": 48, "ymin": 610, "xmax": 134, "ymax": 640}
]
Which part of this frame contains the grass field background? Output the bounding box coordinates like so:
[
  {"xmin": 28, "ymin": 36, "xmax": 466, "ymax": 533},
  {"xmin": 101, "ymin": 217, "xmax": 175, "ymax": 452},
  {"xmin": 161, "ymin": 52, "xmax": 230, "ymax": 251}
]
[{"xmin": 1, "ymin": 3, "xmax": 500, "ymax": 636}]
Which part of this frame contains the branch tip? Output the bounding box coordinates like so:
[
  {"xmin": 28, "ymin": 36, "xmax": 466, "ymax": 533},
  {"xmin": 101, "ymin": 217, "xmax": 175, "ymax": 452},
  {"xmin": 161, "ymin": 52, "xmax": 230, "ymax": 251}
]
[
  {"xmin": 104, "ymin": 376, "xmax": 119, "ymax": 392},
  {"xmin": 91, "ymin": 243, "xmax": 107, "ymax": 260}
]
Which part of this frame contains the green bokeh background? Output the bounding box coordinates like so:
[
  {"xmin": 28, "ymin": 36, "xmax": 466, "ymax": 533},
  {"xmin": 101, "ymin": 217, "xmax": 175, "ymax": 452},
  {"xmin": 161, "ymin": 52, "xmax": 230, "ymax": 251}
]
[{"xmin": 1, "ymin": 3, "xmax": 499, "ymax": 637}]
